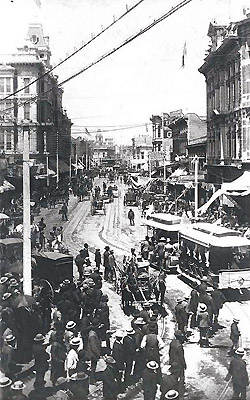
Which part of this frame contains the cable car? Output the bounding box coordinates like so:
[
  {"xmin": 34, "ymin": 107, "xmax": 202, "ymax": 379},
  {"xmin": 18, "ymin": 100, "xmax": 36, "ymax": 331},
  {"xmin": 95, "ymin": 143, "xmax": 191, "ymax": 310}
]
[{"xmin": 179, "ymin": 222, "xmax": 250, "ymax": 290}]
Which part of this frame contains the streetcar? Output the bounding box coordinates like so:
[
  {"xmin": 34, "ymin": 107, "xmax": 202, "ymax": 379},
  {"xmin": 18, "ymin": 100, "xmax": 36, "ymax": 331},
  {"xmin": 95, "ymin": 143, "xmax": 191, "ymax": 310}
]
[
  {"xmin": 143, "ymin": 212, "xmax": 184, "ymax": 243},
  {"xmin": 179, "ymin": 222, "xmax": 250, "ymax": 290},
  {"xmin": 90, "ymin": 198, "xmax": 106, "ymax": 215}
]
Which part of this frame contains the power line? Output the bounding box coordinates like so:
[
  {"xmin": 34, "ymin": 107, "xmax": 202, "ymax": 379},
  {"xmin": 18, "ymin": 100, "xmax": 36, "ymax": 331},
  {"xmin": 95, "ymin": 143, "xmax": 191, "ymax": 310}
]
[
  {"xmin": 0, "ymin": 0, "xmax": 193, "ymax": 116},
  {"xmin": 0, "ymin": 0, "xmax": 145, "ymax": 102}
]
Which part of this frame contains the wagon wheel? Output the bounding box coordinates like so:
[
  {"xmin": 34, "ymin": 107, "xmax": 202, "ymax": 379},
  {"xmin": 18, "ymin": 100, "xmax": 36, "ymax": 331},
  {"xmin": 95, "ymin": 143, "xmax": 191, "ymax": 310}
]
[{"xmin": 39, "ymin": 279, "xmax": 55, "ymax": 302}]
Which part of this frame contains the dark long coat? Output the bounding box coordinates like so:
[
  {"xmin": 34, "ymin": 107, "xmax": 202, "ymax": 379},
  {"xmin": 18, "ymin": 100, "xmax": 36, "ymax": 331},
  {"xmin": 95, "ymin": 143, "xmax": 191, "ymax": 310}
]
[
  {"xmin": 102, "ymin": 365, "xmax": 119, "ymax": 400},
  {"xmin": 229, "ymin": 356, "xmax": 249, "ymax": 388},
  {"xmin": 112, "ymin": 340, "xmax": 125, "ymax": 371}
]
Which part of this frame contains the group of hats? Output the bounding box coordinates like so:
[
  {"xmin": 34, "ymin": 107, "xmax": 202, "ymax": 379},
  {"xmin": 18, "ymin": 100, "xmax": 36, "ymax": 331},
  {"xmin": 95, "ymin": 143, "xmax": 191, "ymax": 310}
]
[{"xmin": 0, "ymin": 377, "xmax": 25, "ymax": 391}]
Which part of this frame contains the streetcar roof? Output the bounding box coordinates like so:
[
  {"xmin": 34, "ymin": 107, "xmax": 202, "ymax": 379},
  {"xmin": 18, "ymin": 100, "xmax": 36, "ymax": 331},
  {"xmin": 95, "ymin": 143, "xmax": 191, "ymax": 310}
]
[
  {"xmin": 180, "ymin": 223, "xmax": 250, "ymax": 248},
  {"xmin": 143, "ymin": 213, "xmax": 183, "ymax": 232}
]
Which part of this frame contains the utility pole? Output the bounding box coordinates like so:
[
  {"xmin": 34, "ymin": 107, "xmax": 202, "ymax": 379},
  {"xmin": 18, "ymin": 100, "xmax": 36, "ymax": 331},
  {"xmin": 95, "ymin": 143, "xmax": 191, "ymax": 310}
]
[
  {"xmin": 148, "ymin": 152, "xmax": 151, "ymax": 178},
  {"xmin": 23, "ymin": 123, "xmax": 32, "ymax": 296},
  {"xmin": 69, "ymin": 155, "xmax": 72, "ymax": 180},
  {"xmin": 194, "ymin": 155, "xmax": 199, "ymax": 219},
  {"xmin": 85, "ymin": 142, "xmax": 88, "ymax": 170},
  {"xmin": 43, "ymin": 132, "xmax": 49, "ymax": 187},
  {"xmin": 163, "ymin": 150, "xmax": 167, "ymax": 194},
  {"xmin": 75, "ymin": 152, "xmax": 78, "ymax": 176},
  {"xmin": 56, "ymin": 131, "xmax": 59, "ymax": 186}
]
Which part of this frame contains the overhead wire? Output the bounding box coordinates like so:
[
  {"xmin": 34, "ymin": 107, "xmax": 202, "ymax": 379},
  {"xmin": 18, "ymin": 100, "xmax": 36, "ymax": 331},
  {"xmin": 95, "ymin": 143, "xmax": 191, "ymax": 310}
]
[
  {"xmin": 0, "ymin": 0, "xmax": 145, "ymax": 102},
  {"xmin": 0, "ymin": 0, "xmax": 194, "ymax": 116}
]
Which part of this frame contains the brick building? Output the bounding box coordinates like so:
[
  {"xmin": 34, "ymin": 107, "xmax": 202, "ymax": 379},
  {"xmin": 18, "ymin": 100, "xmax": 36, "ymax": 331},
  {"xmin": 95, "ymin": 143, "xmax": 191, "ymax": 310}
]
[
  {"xmin": 199, "ymin": 16, "xmax": 250, "ymax": 183},
  {"xmin": 0, "ymin": 23, "xmax": 72, "ymax": 178}
]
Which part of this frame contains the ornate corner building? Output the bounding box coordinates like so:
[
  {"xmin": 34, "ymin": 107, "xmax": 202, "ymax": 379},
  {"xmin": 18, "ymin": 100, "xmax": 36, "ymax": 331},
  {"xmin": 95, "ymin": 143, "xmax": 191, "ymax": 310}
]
[
  {"xmin": 199, "ymin": 15, "xmax": 250, "ymax": 184},
  {"xmin": 0, "ymin": 23, "xmax": 72, "ymax": 178}
]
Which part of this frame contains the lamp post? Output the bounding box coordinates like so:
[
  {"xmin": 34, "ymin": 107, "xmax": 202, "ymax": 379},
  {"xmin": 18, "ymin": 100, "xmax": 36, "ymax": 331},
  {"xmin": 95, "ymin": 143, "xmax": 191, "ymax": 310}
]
[
  {"xmin": 56, "ymin": 131, "xmax": 59, "ymax": 186},
  {"xmin": 163, "ymin": 150, "xmax": 167, "ymax": 194},
  {"xmin": 22, "ymin": 122, "xmax": 32, "ymax": 296}
]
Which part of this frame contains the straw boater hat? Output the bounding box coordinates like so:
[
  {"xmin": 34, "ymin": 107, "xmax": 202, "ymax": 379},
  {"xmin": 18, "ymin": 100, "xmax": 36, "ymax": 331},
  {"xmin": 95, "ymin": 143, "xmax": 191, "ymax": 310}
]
[
  {"xmin": 70, "ymin": 337, "xmax": 81, "ymax": 347},
  {"xmin": 70, "ymin": 372, "xmax": 89, "ymax": 381},
  {"xmin": 126, "ymin": 328, "xmax": 135, "ymax": 335},
  {"xmin": 198, "ymin": 303, "xmax": 207, "ymax": 312},
  {"xmin": 233, "ymin": 318, "xmax": 240, "ymax": 323},
  {"xmin": 165, "ymin": 390, "xmax": 179, "ymax": 399},
  {"xmin": 2, "ymin": 292, "xmax": 12, "ymax": 301},
  {"xmin": 104, "ymin": 355, "xmax": 116, "ymax": 365},
  {"xmin": 176, "ymin": 298, "xmax": 183, "ymax": 304},
  {"xmin": 66, "ymin": 321, "xmax": 76, "ymax": 330},
  {"xmin": 6, "ymin": 334, "xmax": 16, "ymax": 343},
  {"xmin": 146, "ymin": 361, "xmax": 159, "ymax": 370},
  {"xmin": 34, "ymin": 334, "xmax": 45, "ymax": 342},
  {"xmin": 134, "ymin": 317, "xmax": 146, "ymax": 325},
  {"xmin": 11, "ymin": 381, "xmax": 26, "ymax": 391},
  {"xmin": 0, "ymin": 376, "xmax": 12, "ymax": 388},
  {"xmin": 0, "ymin": 277, "xmax": 9, "ymax": 285},
  {"xmin": 235, "ymin": 347, "xmax": 245, "ymax": 356}
]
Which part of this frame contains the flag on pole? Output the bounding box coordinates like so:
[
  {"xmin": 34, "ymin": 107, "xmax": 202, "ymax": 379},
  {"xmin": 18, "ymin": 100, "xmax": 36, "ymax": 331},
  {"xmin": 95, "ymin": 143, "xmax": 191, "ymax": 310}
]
[{"xmin": 182, "ymin": 41, "xmax": 187, "ymax": 68}]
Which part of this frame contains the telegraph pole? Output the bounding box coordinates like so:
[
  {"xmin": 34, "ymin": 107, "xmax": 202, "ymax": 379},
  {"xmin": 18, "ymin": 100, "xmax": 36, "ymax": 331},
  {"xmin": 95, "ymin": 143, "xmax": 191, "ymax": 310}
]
[
  {"xmin": 23, "ymin": 123, "xmax": 32, "ymax": 296},
  {"xmin": 194, "ymin": 155, "xmax": 199, "ymax": 219},
  {"xmin": 163, "ymin": 150, "xmax": 167, "ymax": 194}
]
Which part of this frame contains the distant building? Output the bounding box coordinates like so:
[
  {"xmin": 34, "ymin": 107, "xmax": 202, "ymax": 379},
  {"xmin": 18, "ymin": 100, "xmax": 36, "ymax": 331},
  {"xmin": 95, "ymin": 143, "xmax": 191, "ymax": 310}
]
[
  {"xmin": 0, "ymin": 23, "xmax": 72, "ymax": 177},
  {"xmin": 130, "ymin": 134, "xmax": 152, "ymax": 171},
  {"xmin": 199, "ymin": 15, "xmax": 250, "ymax": 183},
  {"xmin": 168, "ymin": 112, "xmax": 207, "ymax": 170},
  {"xmin": 92, "ymin": 131, "xmax": 116, "ymax": 167},
  {"xmin": 150, "ymin": 113, "xmax": 173, "ymax": 168}
]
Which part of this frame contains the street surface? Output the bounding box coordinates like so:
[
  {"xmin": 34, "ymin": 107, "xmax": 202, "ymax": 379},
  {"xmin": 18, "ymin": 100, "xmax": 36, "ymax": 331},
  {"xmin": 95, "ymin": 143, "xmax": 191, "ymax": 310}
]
[{"xmin": 23, "ymin": 177, "xmax": 250, "ymax": 400}]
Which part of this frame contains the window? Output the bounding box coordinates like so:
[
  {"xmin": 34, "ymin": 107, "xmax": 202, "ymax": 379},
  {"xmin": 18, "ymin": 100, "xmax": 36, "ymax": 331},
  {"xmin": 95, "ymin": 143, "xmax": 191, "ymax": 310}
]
[
  {"xmin": 0, "ymin": 133, "xmax": 4, "ymax": 150},
  {"xmin": 24, "ymin": 103, "xmax": 30, "ymax": 120},
  {"xmin": 0, "ymin": 78, "xmax": 4, "ymax": 92},
  {"xmin": 141, "ymin": 152, "xmax": 144, "ymax": 159},
  {"xmin": 6, "ymin": 78, "xmax": 11, "ymax": 93},
  {"xmin": 6, "ymin": 134, "xmax": 12, "ymax": 150},
  {"xmin": 24, "ymin": 78, "xmax": 30, "ymax": 94}
]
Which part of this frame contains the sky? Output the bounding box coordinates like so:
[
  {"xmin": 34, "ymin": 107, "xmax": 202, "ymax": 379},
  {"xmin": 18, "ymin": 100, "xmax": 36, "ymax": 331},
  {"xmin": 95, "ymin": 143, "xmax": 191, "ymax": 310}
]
[{"xmin": 0, "ymin": 0, "xmax": 248, "ymax": 144}]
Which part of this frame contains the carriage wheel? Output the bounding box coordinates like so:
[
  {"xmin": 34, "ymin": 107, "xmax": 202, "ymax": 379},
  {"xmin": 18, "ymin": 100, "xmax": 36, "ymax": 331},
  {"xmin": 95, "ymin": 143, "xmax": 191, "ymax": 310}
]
[{"xmin": 39, "ymin": 279, "xmax": 55, "ymax": 302}]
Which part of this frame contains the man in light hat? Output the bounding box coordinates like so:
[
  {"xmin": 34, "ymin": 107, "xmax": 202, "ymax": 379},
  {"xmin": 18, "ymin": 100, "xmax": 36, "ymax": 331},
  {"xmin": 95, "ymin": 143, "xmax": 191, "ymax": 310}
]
[
  {"xmin": 65, "ymin": 337, "xmax": 80, "ymax": 378},
  {"xmin": 164, "ymin": 389, "xmax": 179, "ymax": 399},
  {"xmin": 111, "ymin": 330, "xmax": 125, "ymax": 390},
  {"xmin": 175, "ymin": 298, "xmax": 188, "ymax": 338},
  {"xmin": 102, "ymin": 356, "xmax": 119, "ymax": 400},
  {"xmin": 197, "ymin": 303, "xmax": 210, "ymax": 347},
  {"xmin": 0, "ymin": 376, "xmax": 12, "ymax": 400},
  {"xmin": 142, "ymin": 361, "xmax": 160, "ymax": 400},
  {"xmin": 229, "ymin": 318, "xmax": 241, "ymax": 356},
  {"xmin": 169, "ymin": 331, "xmax": 186, "ymax": 397},
  {"xmin": 69, "ymin": 372, "xmax": 89, "ymax": 399},
  {"xmin": 160, "ymin": 370, "xmax": 178, "ymax": 400},
  {"xmin": 1, "ymin": 334, "xmax": 18, "ymax": 381},
  {"xmin": 123, "ymin": 328, "xmax": 137, "ymax": 385},
  {"xmin": 32, "ymin": 334, "xmax": 50, "ymax": 388},
  {"xmin": 10, "ymin": 381, "xmax": 28, "ymax": 400},
  {"xmin": 227, "ymin": 348, "xmax": 249, "ymax": 399}
]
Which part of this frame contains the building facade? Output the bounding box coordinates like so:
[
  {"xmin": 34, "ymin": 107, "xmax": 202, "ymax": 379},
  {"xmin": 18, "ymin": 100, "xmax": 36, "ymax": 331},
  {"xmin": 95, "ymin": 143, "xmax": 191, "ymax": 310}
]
[
  {"xmin": 92, "ymin": 131, "xmax": 117, "ymax": 167},
  {"xmin": 131, "ymin": 134, "xmax": 152, "ymax": 171},
  {"xmin": 0, "ymin": 23, "xmax": 72, "ymax": 176},
  {"xmin": 199, "ymin": 16, "xmax": 250, "ymax": 183}
]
